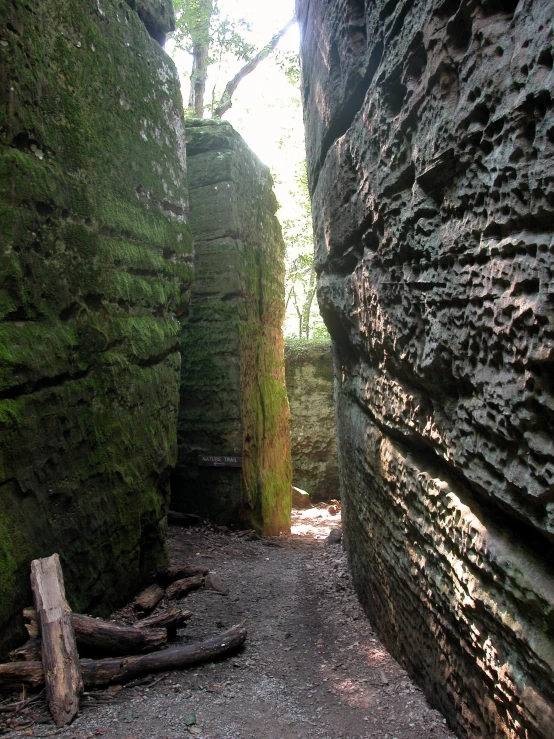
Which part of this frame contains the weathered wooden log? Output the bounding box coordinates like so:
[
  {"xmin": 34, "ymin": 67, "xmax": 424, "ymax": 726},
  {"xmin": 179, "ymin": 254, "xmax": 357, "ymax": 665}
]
[
  {"xmin": 0, "ymin": 624, "xmax": 247, "ymax": 689},
  {"xmin": 9, "ymin": 637, "xmax": 41, "ymax": 662},
  {"xmin": 16, "ymin": 612, "xmax": 168, "ymax": 658},
  {"xmin": 133, "ymin": 584, "xmax": 165, "ymax": 615},
  {"xmin": 72, "ymin": 615, "xmax": 167, "ymax": 656},
  {"xmin": 154, "ymin": 564, "xmax": 209, "ymax": 587},
  {"xmin": 167, "ymin": 511, "xmax": 203, "ymax": 527},
  {"xmin": 80, "ymin": 624, "xmax": 246, "ymax": 685},
  {"xmin": 135, "ymin": 608, "xmax": 192, "ymax": 633},
  {"xmin": 23, "ymin": 607, "xmax": 39, "ymax": 638},
  {"xmin": 0, "ymin": 661, "xmax": 44, "ymax": 690},
  {"xmin": 31, "ymin": 554, "xmax": 83, "ymax": 727},
  {"xmin": 165, "ymin": 575, "xmax": 204, "ymax": 600}
]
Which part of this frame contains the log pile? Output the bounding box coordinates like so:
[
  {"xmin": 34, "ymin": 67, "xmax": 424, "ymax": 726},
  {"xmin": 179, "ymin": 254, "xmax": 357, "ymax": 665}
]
[{"xmin": 0, "ymin": 554, "xmax": 246, "ymax": 728}]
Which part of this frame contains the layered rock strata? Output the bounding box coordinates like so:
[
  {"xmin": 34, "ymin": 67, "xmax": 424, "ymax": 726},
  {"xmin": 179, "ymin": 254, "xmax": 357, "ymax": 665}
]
[
  {"xmin": 285, "ymin": 340, "xmax": 339, "ymax": 502},
  {"xmin": 172, "ymin": 120, "xmax": 291, "ymax": 536},
  {"xmin": 297, "ymin": 0, "xmax": 554, "ymax": 736},
  {"xmin": 0, "ymin": 0, "xmax": 192, "ymax": 655}
]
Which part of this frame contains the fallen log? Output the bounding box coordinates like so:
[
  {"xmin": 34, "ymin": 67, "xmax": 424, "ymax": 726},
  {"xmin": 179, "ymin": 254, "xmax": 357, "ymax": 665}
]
[
  {"xmin": 165, "ymin": 575, "xmax": 204, "ymax": 600},
  {"xmin": 0, "ymin": 624, "xmax": 247, "ymax": 689},
  {"xmin": 9, "ymin": 637, "xmax": 41, "ymax": 662},
  {"xmin": 133, "ymin": 584, "xmax": 165, "ymax": 615},
  {"xmin": 81, "ymin": 623, "xmax": 246, "ymax": 685},
  {"xmin": 167, "ymin": 511, "xmax": 203, "ymax": 527},
  {"xmin": 135, "ymin": 608, "xmax": 192, "ymax": 633},
  {"xmin": 154, "ymin": 564, "xmax": 209, "ymax": 587},
  {"xmin": 31, "ymin": 554, "xmax": 83, "ymax": 726},
  {"xmin": 0, "ymin": 661, "xmax": 44, "ymax": 690},
  {"xmin": 72, "ymin": 615, "xmax": 167, "ymax": 656},
  {"xmin": 15, "ymin": 612, "xmax": 168, "ymax": 658}
]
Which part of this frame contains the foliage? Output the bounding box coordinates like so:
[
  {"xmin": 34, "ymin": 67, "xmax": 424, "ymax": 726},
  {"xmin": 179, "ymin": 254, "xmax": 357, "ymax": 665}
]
[
  {"xmin": 274, "ymin": 49, "xmax": 301, "ymax": 86},
  {"xmin": 280, "ymin": 162, "xmax": 328, "ymax": 340},
  {"xmin": 172, "ymin": 0, "xmax": 215, "ymax": 52},
  {"xmin": 172, "ymin": 1, "xmax": 292, "ymax": 117}
]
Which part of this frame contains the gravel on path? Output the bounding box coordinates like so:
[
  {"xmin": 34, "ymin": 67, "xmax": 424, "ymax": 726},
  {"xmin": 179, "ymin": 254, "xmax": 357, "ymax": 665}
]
[{"xmin": 1, "ymin": 506, "xmax": 457, "ymax": 739}]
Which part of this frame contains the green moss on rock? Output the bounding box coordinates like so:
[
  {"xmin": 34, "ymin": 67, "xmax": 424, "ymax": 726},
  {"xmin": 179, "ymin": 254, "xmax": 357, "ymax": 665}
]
[
  {"xmin": 172, "ymin": 120, "xmax": 291, "ymax": 535},
  {"xmin": 0, "ymin": 0, "xmax": 191, "ymax": 655},
  {"xmin": 284, "ymin": 340, "xmax": 339, "ymax": 502}
]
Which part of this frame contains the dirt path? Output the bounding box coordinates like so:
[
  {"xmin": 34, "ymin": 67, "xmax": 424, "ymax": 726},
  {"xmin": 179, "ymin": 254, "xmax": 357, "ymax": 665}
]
[{"xmin": 2, "ymin": 508, "xmax": 456, "ymax": 739}]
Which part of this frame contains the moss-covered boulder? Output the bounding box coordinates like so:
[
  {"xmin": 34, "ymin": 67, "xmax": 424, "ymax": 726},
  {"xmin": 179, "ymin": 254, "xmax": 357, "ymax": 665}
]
[
  {"xmin": 172, "ymin": 119, "xmax": 291, "ymax": 536},
  {"xmin": 0, "ymin": 0, "xmax": 192, "ymax": 655},
  {"xmin": 285, "ymin": 340, "xmax": 339, "ymax": 502}
]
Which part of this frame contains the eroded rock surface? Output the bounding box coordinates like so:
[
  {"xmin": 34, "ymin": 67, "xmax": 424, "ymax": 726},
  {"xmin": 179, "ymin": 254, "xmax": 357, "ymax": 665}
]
[
  {"xmin": 297, "ymin": 0, "xmax": 554, "ymax": 736},
  {"xmin": 172, "ymin": 120, "xmax": 291, "ymax": 536},
  {"xmin": 285, "ymin": 340, "xmax": 339, "ymax": 502},
  {"xmin": 0, "ymin": 0, "xmax": 191, "ymax": 655}
]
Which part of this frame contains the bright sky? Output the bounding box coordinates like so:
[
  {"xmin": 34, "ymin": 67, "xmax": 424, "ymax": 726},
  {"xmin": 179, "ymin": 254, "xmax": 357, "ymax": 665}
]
[
  {"xmin": 167, "ymin": 1, "xmax": 301, "ymax": 173},
  {"xmin": 166, "ymin": 1, "xmax": 325, "ymax": 337}
]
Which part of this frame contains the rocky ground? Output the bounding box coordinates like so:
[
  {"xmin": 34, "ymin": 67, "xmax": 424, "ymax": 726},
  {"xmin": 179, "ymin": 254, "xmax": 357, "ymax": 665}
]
[{"xmin": 1, "ymin": 507, "xmax": 456, "ymax": 739}]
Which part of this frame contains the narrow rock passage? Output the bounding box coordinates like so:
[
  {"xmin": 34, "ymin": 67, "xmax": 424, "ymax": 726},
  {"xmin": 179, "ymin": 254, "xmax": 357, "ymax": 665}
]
[{"xmin": 9, "ymin": 510, "xmax": 456, "ymax": 739}]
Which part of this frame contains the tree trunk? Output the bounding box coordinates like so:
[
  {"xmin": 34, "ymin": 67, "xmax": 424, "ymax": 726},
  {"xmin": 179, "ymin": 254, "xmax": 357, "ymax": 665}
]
[
  {"xmin": 30, "ymin": 554, "xmax": 83, "ymax": 727},
  {"xmin": 189, "ymin": 43, "xmax": 209, "ymax": 117},
  {"xmin": 186, "ymin": 0, "xmax": 214, "ymax": 117},
  {"xmin": 302, "ymin": 270, "xmax": 317, "ymax": 339},
  {"xmin": 0, "ymin": 625, "xmax": 247, "ymax": 689}
]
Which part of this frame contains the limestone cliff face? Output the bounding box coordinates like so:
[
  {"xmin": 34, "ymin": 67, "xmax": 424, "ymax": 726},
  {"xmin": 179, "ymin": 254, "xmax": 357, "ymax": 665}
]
[
  {"xmin": 297, "ymin": 0, "xmax": 554, "ymax": 736},
  {"xmin": 172, "ymin": 120, "xmax": 291, "ymax": 536},
  {"xmin": 285, "ymin": 341, "xmax": 339, "ymax": 502},
  {"xmin": 0, "ymin": 0, "xmax": 192, "ymax": 655}
]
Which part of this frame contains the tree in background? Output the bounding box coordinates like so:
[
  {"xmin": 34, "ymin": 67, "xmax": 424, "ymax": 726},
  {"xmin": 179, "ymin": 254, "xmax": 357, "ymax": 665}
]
[
  {"xmin": 171, "ymin": 1, "xmax": 329, "ymax": 341},
  {"xmin": 281, "ymin": 164, "xmax": 327, "ymax": 340},
  {"xmin": 172, "ymin": 0, "xmax": 294, "ymax": 118}
]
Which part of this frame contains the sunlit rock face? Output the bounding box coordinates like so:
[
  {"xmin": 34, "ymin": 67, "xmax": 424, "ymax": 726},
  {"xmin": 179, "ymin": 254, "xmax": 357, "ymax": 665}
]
[
  {"xmin": 172, "ymin": 120, "xmax": 291, "ymax": 536},
  {"xmin": 285, "ymin": 341, "xmax": 339, "ymax": 502},
  {"xmin": 297, "ymin": 0, "xmax": 554, "ymax": 735},
  {"xmin": 0, "ymin": 0, "xmax": 191, "ymax": 655}
]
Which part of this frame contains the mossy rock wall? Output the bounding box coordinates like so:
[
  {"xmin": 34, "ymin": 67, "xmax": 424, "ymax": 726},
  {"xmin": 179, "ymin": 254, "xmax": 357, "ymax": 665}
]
[
  {"xmin": 0, "ymin": 0, "xmax": 192, "ymax": 656},
  {"xmin": 173, "ymin": 119, "xmax": 291, "ymax": 536},
  {"xmin": 285, "ymin": 341, "xmax": 339, "ymax": 502}
]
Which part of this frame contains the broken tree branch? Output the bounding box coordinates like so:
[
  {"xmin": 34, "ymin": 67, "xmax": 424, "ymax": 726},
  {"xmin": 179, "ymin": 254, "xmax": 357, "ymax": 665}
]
[{"xmin": 213, "ymin": 17, "xmax": 296, "ymax": 117}]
